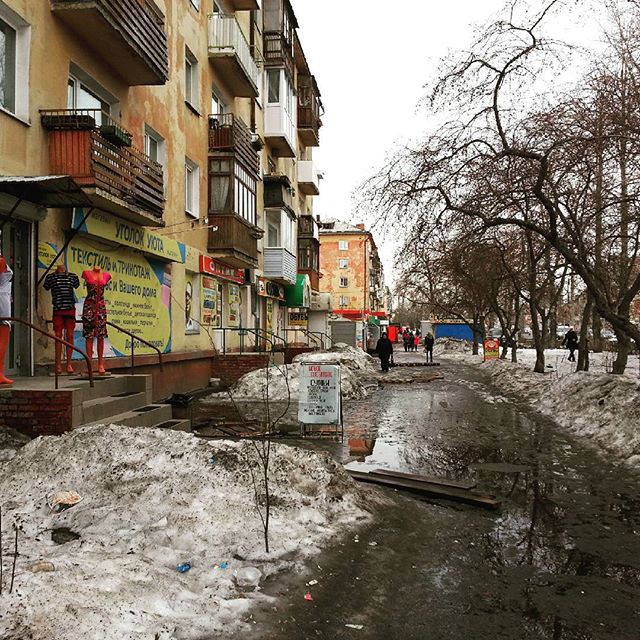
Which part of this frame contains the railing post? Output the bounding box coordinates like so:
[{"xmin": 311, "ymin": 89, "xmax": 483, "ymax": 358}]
[{"xmin": 131, "ymin": 338, "xmax": 135, "ymax": 376}]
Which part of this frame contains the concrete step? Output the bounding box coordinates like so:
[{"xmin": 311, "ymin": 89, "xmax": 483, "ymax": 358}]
[
  {"xmin": 150, "ymin": 418, "xmax": 192, "ymax": 433},
  {"xmin": 71, "ymin": 375, "xmax": 151, "ymax": 403},
  {"xmin": 81, "ymin": 403, "xmax": 173, "ymax": 429},
  {"xmin": 81, "ymin": 391, "xmax": 151, "ymax": 424}
]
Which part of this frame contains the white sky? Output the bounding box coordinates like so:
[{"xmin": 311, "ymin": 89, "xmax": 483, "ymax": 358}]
[{"xmin": 293, "ymin": 0, "xmax": 508, "ymax": 286}]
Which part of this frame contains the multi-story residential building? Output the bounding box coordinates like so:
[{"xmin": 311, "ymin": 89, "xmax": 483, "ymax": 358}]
[
  {"xmin": 0, "ymin": 0, "xmax": 324, "ymax": 397},
  {"xmin": 318, "ymin": 219, "xmax": 387, "ymax": 324}
]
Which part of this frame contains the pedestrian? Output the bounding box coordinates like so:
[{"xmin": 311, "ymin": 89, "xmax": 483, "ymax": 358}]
[
  {"xmin": 413, "ymin": 333, "xmax": 420, "ymax": 352},
  {"xmin": 376, "ymin": 332, "xmax": 394, "ymax": 372},
  {"xmin": 402, "ymin": 328, "xmax": 411, "ymax": 353},
  {"xmin": 407, "ymin": 330, "xmax": 415, "ymax": 352},
  {"xmin": 424, "ymin": 332, "xmax": 435, "ymax": 363},
  {"xmin": 562, "ymin": 326, "xmax": 579, "ymax": 362}
]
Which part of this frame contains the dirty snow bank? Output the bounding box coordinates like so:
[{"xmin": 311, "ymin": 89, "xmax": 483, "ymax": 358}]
[
  {"xmin": 434, "ymin": 338, "xmax": 483, "ymax": 362},
  {"xmin": 484, "ymin": 360, "xmax": 640, "ymax": 465},
  {"xmin": 0, "ymin": 425, "xmax": 375, "ymax": 640},
  {"xmin": 207, "ymin": 344, "xmax": 377, "ymax": 402}
]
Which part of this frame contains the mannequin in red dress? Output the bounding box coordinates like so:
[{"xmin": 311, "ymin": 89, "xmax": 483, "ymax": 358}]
[
  {"xmin": 0, "ymin": 256, "xmax": 13, "ymax": 385},
  {"xmin": 81, "ymin": 266, "xmax": 111, "ymax": 375}
]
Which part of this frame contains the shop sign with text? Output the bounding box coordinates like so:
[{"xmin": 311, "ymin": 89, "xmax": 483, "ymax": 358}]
[
  {"xmin": 199, "ymin": 255, "xmax": 244, "ymax": 284},
  {"xmin": 289, "ymin": 311, "xmax": 308, "ymax": 327},
  {"xmin": 73, "ymin": 209, "xmax": 186, "ymax": 263},
  {"xmin": 257, "ymin": 278, "xmax": 285, "ymax": 301},
  {"xmin": 483, "ymin": 338, "xmax": 500, "ymax": 362},
  {"xmin": 298, "ymin": 364, "xmax": 342, "ymax": 425}
]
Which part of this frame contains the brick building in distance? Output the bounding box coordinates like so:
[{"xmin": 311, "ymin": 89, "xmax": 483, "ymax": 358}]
[{"xmin": 318, "ymin": 219, "xmax": 388, "ymax": 346}]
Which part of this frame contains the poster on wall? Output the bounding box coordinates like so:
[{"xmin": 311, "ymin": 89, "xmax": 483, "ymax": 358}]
[
  {"xmin": 266, "ymin": 299, "xmax": 274, "ymax": 332},
  {"xmin": 185, "ymin": 272, "xmax": 201, "ymax": 334},
  {"xmin": 201, "ymin": 276, "xmax": 217, "ymax": 327},
  {"xmin": 37, "ymin": 242, "xmax": 60, "ymax": 270},
  {"xmin": 289, "ymin": 311, "xmax": 308, "ymax": 327},
  {"xmin": 65, "ymin": 236, "xmax": 172, "ymax": 357},
  {"xmin": 228, "ymin": 284, "xmax": 241, "ymax": 326}
]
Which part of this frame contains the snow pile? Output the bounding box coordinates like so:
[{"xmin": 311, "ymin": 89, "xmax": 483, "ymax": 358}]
[
  {"xmin": 484, "ymin": 360, "xmax": 640, "ymax": 465},
  {"xmin": 0, "ymin": 426, "xmax": 374, "ymax": 640},
  {"xmin": 434, "ymin": 338, "xmax": 481, "ymax": 361},
  {"xmin": 208, "ymin": 345, "xmax": 377, "ymax": 402}
]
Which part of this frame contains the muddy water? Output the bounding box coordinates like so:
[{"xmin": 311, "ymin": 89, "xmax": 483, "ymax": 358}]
[{"xmin": 219, "ymin": 360, "xmax": 640, "ymax": 640}]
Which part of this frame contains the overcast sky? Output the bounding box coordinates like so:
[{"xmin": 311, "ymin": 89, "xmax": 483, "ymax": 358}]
[{"xmin": 293, "ymin": 0, "xmax": 507, "ymax": 285}]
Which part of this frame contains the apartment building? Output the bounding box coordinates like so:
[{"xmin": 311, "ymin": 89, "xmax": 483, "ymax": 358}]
[
  {"xmin": 318, "ymin": 219, "xmax": 387, "ymax": 322},
  {"xmin": 0, "ymin": 0, "xmax": 324, "ymax": 387}
]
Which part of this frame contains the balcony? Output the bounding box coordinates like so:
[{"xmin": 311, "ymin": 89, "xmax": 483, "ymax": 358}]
[
  {"xmin": 41, "ymin": 109, "xmax": 164, "ymax": 226},
  {"xmin": 209, "ymin": 113, "xmax": 259, "ymax": 175},
  {"xmin": 263, "ymin": 174, "xmax": 295, "ymax": 211},
  {"xmin": 265, "ymin": 102, "xmax": 296, "ymax": 158},
  {"xmin": 264, "ymin": 247, "xmax": 297, "ymax": 285},
  {"xmin": 227, "ymin": 0, "xmax": 260, "ymax": 9},
  {"xmin": 208, "ymin": 214, "xmax": 260, "ymax": 269},
  {"xmin": 298, "ymin": 214, "xmax": 319, "ymax": 240},
  {"xmin": 50, "ymin": 0, "xmax": 168, "ymax": 85},
  {"xmin": 297, "ymin": 75, "xmax": 322, "ymax": 147},
  {"xmin": 297, "ymin": 160, "xmax": 320, "ymax": 196},
  {"xmin": 298, "ymin": 235, "xmax": 320, "ymax": 290},
  {"xmin": 264, "ymin": 32, "xmax": 294, "ymax": 79},
  {"xmin": 208, "ymin": 14, "xmax": 259, "ymax": 98}
]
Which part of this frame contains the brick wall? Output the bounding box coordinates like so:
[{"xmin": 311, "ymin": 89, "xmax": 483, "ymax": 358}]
[
  {"xmin": 0, "ymin": 390, "xmax": 73, "ymax": 437},
  {"xmin": 211, "ymin": 354, "xmax": 270, "ymax": 387},
  {"xmin": 285, "ymin": 346, "xmax": 315, "ymax": 364}
]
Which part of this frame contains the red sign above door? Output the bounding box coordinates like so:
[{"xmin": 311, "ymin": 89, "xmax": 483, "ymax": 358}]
[{"xmin": 199, "ymin": 255, "xmax": 245, "ymax": 284}]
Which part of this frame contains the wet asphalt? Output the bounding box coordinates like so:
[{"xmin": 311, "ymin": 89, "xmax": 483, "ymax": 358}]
[{"xmin": 221, "ymin": 354, "xmax": 640, "ymax": 640}]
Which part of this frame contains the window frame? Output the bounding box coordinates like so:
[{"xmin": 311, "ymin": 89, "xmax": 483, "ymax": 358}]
[
  {"xmin": 339, "ymin": 258, "xmax": 349, "ymax": 269},
  {"xmin": 339, "ymin": 276, "xmax": 349, "ymax": 288},
  {"xmin": 185, "ymin": 47, "xmax": 200, "ymax": 111},
  {"xmin": 185, "ymin": 157, "xmax": 200, "ymax": 218},
  {"xmin": 339, "ymin": 240, "xmax": 349, "ymax": 251},
  {"xmin": 144, "ymin": 124, "xmax": 165, "ymax": 168},
  {"xmin": 0, "ymin": 3, "xmax": 29, "ymax": 122}
]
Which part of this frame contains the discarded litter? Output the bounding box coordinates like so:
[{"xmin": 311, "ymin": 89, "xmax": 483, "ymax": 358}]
[
  {"xmin": 29, "ymin": 560, "xmax": 55, "ymax": 573},
  {"xmin": 345, "ymin": 624, "xmax": 364, "ymax": 630},
  {"xmin": 307, "ymin": 579, "xmax": 318, "ymax": 586},
  {"xmin": 368, "ymin": 541, "xmax": 378, "ymax": 547},
  {"xmin": 47, "ymin": 490, "xmax": 83, "ymax": 513},
  {"xmin": 234, "ymin": 566, "xmax": 262, "ymax": 587},
  {"xmin": 209, "ymin": 456, "xmax": 217, "ymax": 466},
  {"xmin": 219, "ymin": 562, "xmax": 229, "ymax": 569},
  {"xmin": 177, "ymin": 562, "xmax": 192, "ymax": 573},
  {"xmin": 304, "ymin": 591, "xmax": 313, "ymax": 601}
]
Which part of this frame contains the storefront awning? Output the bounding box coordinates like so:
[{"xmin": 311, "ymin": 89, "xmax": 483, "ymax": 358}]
[
  {"xmin": 0, "ymin": 175, "xmax": 91, "ymax": 208},
  {"xmin": 285, "ymin": 274, "xmax": 311, "ymax": 308}
]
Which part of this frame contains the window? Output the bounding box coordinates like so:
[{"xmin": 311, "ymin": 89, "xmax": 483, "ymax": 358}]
[
  {"xmin": 67, "ymin": 72, "xmax": 112, "ymax": 125},
  {"xmin": 211, "ymin": 90, "xmax": 226, "ymax": 115},
  {"xmin": 0, "ymin": 4, "xmax": 29, "ymax": 120},
  {"xmin": 185, "ymin": 158, "xmax": 200, "ymax": 217},
  {"xmin": 185, "ymin": 47, "xmax": 199, "ymax": 110},
  {"xmin": 340, "ymin": 277, "xmax": 349, "ymax": 288},
  {"xmin": 339, "ymin": 258, "xmax": 349, "ymax": 269},
  {"xmin": 144, "ymin": 125, "xmax": 165, "ymax": 168},
  {"xmin": 267, "ymin": 69, "xmax": 279, "ymax": 104},
  {"xmin": 339, "ymin": 240, "xmax": 348, "ymax": 251},
  {"xmin": 209, "ymin": 159, "xmax": 257, "ymax": 225},
  {"xmin": 339, "ymin": 295, "xmax": 349, "ymax": 307}
]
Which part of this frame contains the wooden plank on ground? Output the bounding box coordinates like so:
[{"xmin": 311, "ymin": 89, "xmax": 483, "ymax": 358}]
[
  {"xmin": 348, "ymin": 469, "xmax": 500, "ymax": 510},
  {"xmin": 370, "ymin": 468, "xmax": 477, "ymax": 490}
]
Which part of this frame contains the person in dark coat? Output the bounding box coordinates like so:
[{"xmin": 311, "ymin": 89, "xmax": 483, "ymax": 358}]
[
  {"xmin": 424, "ymin": 332, "xmax": 435, "ymax": 363},
  {"xmin": 562, "ymin": 327, "xmax": 579, "ymax": 362},
  {"xmin": 402, "ymin": 328, "xmax": 411, "ymax": 352},
  {"xmin": 376, "ymin": 332, "xmax": 394, "ymax": 372}
]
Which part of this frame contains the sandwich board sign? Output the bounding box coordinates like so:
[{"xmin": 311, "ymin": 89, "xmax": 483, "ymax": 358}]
[{"xmin": 298, "ymin": 363, "xmax": 342, "ymax": 435}]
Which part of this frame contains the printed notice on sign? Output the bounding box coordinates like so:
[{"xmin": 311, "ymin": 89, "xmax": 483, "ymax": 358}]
[{"xmin": 298, "ymin": 364, "xmax": 341, "ymax": 425}]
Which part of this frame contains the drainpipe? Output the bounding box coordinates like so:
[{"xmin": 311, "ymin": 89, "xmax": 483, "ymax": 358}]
[{"xmin": 250, "ymin": 9, "xmax": 257, "ymax": 133}]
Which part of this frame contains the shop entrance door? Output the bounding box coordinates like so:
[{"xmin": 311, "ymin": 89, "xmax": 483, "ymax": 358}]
[{"xmin": 1, "ymin": 220, "xmax": 31, "ymax": 377}]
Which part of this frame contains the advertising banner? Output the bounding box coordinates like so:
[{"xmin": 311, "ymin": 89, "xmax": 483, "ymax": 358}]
[
  {"xmin": 289, "ymin": 311, "xmax": 308, "ymax": 327},
  {"xmin": 201, "ymin": 276, "xmax": 218, "ymax": 327},
  {"xmin": 185, "ymin": 272, "xmax": 200, "ymax": 334},
  {"xmin": 66, "ymin": 236, "xmax": 172, "ymax": 357},
  {"xmin": 72, "ymin": 209, "xmax": 186, "ymax": 263},
  {"xmin": 483, "ymin": 338, "xmax": 500, "ymax": 362},
  {"xmin": 258, "ymin": 277, "xmax": 285, "ymax": 301},
  {"xmin": 298, "ymin": 364, "xmax": 342, "ymax": 425},
  {"xmin": 228, "ymin": 284, "xmax": 241, "ymax": 326},
  {"xmin": 199, "ymin": 255, "xmax": 244, "ymax": 284}
]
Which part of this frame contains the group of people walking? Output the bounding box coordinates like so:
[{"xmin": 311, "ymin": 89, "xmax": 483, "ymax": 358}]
[{"xmin": 375, "ymin": 329, "xmax": 436, "ymax": 372}]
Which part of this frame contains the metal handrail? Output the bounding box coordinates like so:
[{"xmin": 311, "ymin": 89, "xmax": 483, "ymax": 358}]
[
  {"xmin": 1, "ymin": 317, "xmax": 94, "ymax": 389},
  {"xmin": 283, "ymin": 328, "xmax": 322, "ymax": 350},
  {"xmin": 46, "ymin": 318, "xmax": 164, "ymax": 375},
  {"xmin": 309, "ymin": 331, "xmax": 334, "ymax": 350},
  {"xmin": 213, "ymin": 327, "xmax": 288, "ymax": 355}
]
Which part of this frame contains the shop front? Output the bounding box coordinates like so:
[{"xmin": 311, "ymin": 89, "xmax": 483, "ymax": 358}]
[
  {"xmin": 199, "ymin": 255, "xmax": 246, "ymax": 352},
  {"xmin": 257, "ymin": 277, "xmax": 286, "ymax": 347},
  {"xmin": 36, "ymin": 208, "xmax": 186, "ymax": 365},
  {"xmin": 284, "ymin": 274, "xmax": 311, "ymax": 346}
]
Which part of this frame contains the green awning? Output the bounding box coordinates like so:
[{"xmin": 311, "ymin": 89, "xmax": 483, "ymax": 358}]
[
  {"xmin": 367, "ymin": 316, "xmax": 381, "ymax": 326},
  {"xmin": 285, "ymin": 274, "xmax": 311, "ymax": 308}
]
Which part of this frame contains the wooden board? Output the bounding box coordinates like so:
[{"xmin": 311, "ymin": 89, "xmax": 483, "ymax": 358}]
[
  {"xmin": 370, "ymin": 468, "xmax": 477, "ymax": 490},
  {"xmin": 348, "ymin": 470, "xmax": 500, "ymax": 510}
]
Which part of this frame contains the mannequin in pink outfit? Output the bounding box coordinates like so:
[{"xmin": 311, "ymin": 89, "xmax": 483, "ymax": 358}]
[{"xmin": 81, "ymin": 266, "xmax": 112, "ymax": 375}]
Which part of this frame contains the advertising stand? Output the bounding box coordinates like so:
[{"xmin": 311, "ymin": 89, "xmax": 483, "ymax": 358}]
[{"xmin": 298, "ymin": 362, "xmax": 344, "ymax": 441}]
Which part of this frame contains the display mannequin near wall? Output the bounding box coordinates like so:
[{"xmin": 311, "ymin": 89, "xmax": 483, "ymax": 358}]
[
  {"xmin": 0, "ymin": 256, "xmax": 13, "ymax": 385},
  {"xmin": 82, "ymin": 266, "xmax": 111, "ymax": 375}
]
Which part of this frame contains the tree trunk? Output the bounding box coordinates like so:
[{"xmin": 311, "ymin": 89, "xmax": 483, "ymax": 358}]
[
  {"xmin": 591, "ymin": 310, "xmax": 603, "ymax": 353},
  {"xmin": 613, "ymin": 330, "xmax": 630, "ymax": 375},
  {"xmin": 577, "ymin": 296, "xmax": 592, "ymax": 372},
  {"xmin": 530, "ymin": 302, "xmax": 546, "ymax": 373}
]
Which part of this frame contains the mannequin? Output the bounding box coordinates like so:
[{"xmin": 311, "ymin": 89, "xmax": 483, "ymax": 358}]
[
  {"xmin": 0, "ymin": 256, "xmax": 13, "ymax": 385},
  {"xmin": 81, "ymin": 266, "xmax": 112, "ymax": 375},
  {"xmin": 43, "ymin": 264, "xmax": 80, "ymax": 374}
]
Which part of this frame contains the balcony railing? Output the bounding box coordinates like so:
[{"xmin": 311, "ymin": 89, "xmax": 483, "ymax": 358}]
[
  {"xmin": 263, "ymin": 247, "xmax": 297, "ymax": 285},
  {"xmin": 208, "ymin": 113, "xmax": 259, "ymax": 175},
  {"xmin": 41, "ymin": 109, "xmax": 164, "ymax": 225},
  {"xmin": 264, "ymin": 31, "xmax": 294, "ymax": 79},
  {"xmin": 208, "ymin": 214, "xmax": 260, "ymax": 269},
  {"xmin": 297, "ymin": 75, "xmax": 322, "ymax": 147},
  {"xmin": 50, "ymin": 0, "xmax": 168, "ymax": 85},
  {"xmin": 298, "ymin": 215, "xmax": 319, "ymax": 240},
  {"xmin": 265, "ymin": 102, "xmax": 296, "ymax": 157},
  {"xmin": 208, "ymin": 14, "xmax": 259, "ymax": 98}
]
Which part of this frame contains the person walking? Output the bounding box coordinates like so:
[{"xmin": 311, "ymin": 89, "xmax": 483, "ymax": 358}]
[
  {"xmin": 413, "ymin": 332, "xmax": 420, "ymax": 352},
  {"xmin": 376, "ymin": 332, "xmax": 394, "ymax": 372},
  {"xmin": 424, "ymin": 332, "xmax": 435, "ymax": 363},
  {"xmin": 562, "ymin": 326, "xmax": 579, "ymax": 362},
  {"xmin": 402, "ymin": 328, "xmax": 411, "ymax": 353}
]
